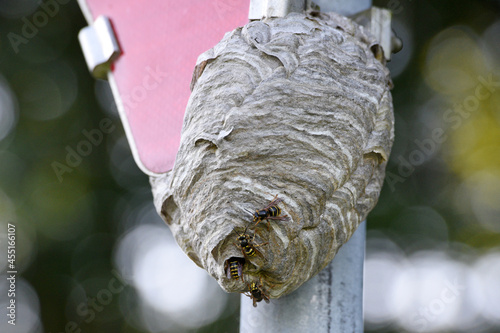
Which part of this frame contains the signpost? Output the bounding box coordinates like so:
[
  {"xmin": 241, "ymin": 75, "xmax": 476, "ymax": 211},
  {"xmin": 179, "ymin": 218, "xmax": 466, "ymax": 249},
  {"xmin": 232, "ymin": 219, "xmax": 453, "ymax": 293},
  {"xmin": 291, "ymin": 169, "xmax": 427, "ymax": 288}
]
[{"xmin": 77, "ymin": 1, "xmax": 376, "ymax": 332}]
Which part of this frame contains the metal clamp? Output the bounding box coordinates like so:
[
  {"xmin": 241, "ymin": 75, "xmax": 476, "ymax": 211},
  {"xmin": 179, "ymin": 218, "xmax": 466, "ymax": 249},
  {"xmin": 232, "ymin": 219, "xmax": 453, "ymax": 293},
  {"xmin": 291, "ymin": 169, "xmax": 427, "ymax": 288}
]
[
  {"xmin": 248, "ymin": 0, "xmax": 374, "ymax": 19},
  {"xmin": 78, "ymin": 16, "xmax": 121, "ymax": 80},
  {"xmin": 352, "ymin": 7, "xmax": 403, "ymax": 61},
  {"xmin": 248, "ymin": 1, "xmax": 400, "ymax": 62}
]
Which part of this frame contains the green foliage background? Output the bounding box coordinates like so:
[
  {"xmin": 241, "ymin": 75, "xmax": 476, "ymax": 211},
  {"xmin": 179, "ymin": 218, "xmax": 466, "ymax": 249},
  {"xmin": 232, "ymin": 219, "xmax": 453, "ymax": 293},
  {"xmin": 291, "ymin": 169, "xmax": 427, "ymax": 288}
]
[{"xmin": 0, "ymin": 0, "xmax": 499, "ymax": 332}]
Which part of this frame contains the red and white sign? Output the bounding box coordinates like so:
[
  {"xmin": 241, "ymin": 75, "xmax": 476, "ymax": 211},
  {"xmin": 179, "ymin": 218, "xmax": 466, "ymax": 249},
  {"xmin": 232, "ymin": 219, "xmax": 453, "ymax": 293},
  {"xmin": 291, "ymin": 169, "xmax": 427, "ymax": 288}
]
[{"xmin": 78, "ymin": 0, "xmax": 250, "ymax": 174}]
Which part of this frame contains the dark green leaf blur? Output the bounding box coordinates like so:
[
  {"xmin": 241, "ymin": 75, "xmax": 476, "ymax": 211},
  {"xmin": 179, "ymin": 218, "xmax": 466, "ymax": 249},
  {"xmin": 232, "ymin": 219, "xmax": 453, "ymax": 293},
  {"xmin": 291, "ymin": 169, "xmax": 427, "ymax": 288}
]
[{"xmin": 0, "ymin": 0, "xmax": 499, "ymax": 332}]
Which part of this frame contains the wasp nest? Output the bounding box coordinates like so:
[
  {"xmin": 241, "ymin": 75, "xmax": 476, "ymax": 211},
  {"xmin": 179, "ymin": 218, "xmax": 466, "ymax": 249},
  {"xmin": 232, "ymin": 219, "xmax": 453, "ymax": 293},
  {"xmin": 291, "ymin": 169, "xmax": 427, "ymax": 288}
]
[{"xmin": 151, "ymin": 12, "xmax": 394, "ymax": 299}]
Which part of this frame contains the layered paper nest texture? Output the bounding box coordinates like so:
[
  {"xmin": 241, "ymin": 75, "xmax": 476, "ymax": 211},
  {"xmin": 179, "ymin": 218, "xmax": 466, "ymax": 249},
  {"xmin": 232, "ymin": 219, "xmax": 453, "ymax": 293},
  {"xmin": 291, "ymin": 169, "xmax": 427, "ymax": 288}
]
[{"xmin": 151, "ymin": 12, "xmax": 395, "ymax": 298}]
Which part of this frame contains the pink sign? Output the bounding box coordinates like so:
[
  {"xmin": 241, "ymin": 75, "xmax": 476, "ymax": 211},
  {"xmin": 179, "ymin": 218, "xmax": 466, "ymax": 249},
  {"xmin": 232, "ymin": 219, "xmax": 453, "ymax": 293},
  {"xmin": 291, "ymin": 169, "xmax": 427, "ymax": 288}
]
[{"xmin": 78, "ymin": 0, "xmax": 250, "ymax": 174}]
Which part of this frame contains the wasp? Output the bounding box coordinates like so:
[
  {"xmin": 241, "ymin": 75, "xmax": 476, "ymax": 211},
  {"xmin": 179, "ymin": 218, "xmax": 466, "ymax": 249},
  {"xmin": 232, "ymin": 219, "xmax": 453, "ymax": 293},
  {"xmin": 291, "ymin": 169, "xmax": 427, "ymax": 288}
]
[
  {"xmin": 247, "ymin": 195, "xmax": 290, "ymax": 230},
  {"xmin": 234, "ymin": 227, "xmax": 268, "ymax": 258},
  {"xmin": 243, "ymin": 277, "xmax": 270, "ymax": 307},
  {"xmin": 224, "ymin": 258, "xmax": 245, "ymax": 281}
]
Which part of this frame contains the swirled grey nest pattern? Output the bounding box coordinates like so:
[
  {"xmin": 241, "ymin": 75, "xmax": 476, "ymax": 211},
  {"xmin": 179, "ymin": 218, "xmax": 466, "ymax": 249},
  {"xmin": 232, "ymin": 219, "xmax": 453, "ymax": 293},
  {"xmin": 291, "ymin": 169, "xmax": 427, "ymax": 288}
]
[{"xmin": 151, "ymin": 12, "xmax": 395, "ymax": 298}]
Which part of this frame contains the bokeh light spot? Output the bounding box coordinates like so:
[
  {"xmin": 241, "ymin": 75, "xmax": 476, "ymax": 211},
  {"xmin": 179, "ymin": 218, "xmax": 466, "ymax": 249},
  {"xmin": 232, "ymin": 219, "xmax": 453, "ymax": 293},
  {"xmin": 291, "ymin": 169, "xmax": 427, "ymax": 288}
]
[
  {"xmin": 0, "ymin": 0, "xmax": 39, "ymax": 19},
  {"xmin": 423, "ymin": 27, "xmax": 488, "ymax": 95},
  {"xmin": 0, "ymin": 76, "xmax": 18, "ymax": 142},
  {"xmin": 114, "ymin": 224, "xmax": 227, "ymax": 331},
  {"xmin": 11, "ymin": 64, "xmax": 77, "ymax": 121}
]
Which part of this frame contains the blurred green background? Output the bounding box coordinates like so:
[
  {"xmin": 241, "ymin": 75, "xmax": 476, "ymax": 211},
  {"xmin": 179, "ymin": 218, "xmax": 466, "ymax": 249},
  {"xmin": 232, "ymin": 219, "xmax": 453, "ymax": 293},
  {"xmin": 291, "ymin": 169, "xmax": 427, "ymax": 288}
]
[{"xmin": 0, "ymin": 0, "xmax": 499, "ymax": 332}]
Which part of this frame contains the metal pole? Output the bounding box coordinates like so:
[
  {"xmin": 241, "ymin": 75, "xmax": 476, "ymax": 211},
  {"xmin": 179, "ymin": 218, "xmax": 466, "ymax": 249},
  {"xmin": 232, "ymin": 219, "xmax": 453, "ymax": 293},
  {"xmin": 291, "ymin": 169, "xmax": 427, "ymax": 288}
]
[
  {"xmin": 240, "ymin": 1, "xmax": 371, "ymax": 332},
  {"xmin": 313, "ymin": 0, "xmax": 371, "ymax": 16},
  {"xmin": 240, "ymin": 221, "xmax": 366, "ymax": 333}
]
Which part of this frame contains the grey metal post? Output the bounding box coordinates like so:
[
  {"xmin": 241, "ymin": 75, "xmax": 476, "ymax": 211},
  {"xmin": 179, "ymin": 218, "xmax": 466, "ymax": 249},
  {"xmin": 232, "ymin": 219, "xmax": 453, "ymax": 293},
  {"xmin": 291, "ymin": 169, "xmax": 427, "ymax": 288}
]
[{"xmin": 240, "ymin": 1, "xmax": 371, "ymax": 332}]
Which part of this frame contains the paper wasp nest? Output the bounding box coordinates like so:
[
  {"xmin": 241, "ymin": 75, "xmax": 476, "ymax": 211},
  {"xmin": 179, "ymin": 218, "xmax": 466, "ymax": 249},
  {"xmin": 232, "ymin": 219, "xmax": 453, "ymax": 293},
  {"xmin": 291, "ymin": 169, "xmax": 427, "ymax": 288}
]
[{"xmin": 151, "ymin": 12, "xmax": 394, "ymax": 298}]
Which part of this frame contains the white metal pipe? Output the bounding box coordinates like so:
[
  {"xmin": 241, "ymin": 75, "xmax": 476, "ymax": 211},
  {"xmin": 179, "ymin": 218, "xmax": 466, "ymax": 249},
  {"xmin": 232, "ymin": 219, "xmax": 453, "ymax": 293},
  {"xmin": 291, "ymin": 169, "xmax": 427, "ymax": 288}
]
[
  {"xmin": 313, "ymin": 0, "xmax": 372, "ymax": 16},
  {"xmin": 249, "ymin": 0, "xmax": 307, "ymax": 19},
  {"xmin": 240, "ymin": 1, "xmax": 372, "ymax": 331}
]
